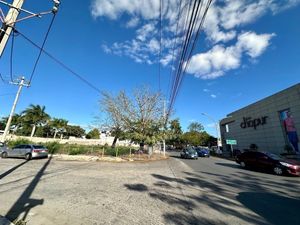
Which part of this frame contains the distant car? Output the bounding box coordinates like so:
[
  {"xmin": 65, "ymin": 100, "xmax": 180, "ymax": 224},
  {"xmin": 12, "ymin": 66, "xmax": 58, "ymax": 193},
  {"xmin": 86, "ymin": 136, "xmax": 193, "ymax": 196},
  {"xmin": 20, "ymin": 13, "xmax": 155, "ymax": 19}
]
[
  {"xmin": 1, "ymin": 144, "xmax": 48, "ymax": 160},
  {"xmin": 195, "ymin": 147, "xmax": 210, "ymax": 157},
  {"xmin": 236, "ymin": 151, "xmax": 300, "ymax": 176},
  {"xmin": 180, "ymin": 148, "xmax": 198, "ymax": 159}
]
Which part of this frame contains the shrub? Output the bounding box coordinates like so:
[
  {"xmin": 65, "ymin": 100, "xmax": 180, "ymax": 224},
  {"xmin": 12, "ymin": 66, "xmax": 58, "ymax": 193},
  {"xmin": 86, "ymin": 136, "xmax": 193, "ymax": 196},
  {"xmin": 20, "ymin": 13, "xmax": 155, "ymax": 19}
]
[
  {"xmin": 44, "ymin": 142, "xmax": 61, "ymax": 154},
  {"xmin": 68, "ymin": 145, "xmax": 90, "ymax": 155},
  {"xmin": 7, "ymin": 138, "xmax": 31, "ymax": 148}
]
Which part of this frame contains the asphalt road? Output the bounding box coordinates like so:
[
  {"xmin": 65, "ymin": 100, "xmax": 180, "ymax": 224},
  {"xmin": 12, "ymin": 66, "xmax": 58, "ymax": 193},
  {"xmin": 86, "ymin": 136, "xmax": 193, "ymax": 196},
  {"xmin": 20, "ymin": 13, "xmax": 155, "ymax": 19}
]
[
  {"xmin": 0, "ymin": 154, "xmax": 300, "ymax": 225},
  {"xmin": 168, "ymin": 151, "xmax": 300, "ymax": 225}
]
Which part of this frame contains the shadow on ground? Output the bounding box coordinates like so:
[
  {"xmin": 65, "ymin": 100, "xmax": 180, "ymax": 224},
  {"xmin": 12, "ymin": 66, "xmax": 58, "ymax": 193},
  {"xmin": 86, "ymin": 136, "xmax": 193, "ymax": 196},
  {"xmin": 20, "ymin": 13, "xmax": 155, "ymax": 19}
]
[
  {"xmin": 0, "ymin": 160, "xmax": 29, "ymax": 180},
  {"xmin": 5, "ymin": 156, "xmax": 53, "ymax": 222},
  {"xmin": 237, "ymin": 192, "xmax": 300, "ymax": 225},
  {"xmin": 124, "ymin": 162, "xmax": 300, "ymax": 225}
]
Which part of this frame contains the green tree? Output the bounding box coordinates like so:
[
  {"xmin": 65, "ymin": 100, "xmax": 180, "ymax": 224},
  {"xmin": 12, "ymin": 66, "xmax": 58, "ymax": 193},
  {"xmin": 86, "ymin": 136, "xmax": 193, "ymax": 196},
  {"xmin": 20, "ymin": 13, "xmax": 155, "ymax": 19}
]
[
  {"xmin": 188, "ymin": 122, "xmax": 204, "ymax": 132},
  {"xmin": 65, "ymin": 125, "xmax": 85, "ymax": 138},
  {"xmin": 50, "ymin": 118, "xmax": 68, "ymax": 138},
  {"xmin": 21, "ymin": 104, "xmax": 50, "ymax": 137},
  {"xmin": 182, "ymin": 131, "xmax": 201, "ymax": 146},
  {"xmin": 0, "ymin": 114, "xmax": 23, "ymax": 134},
  {"xmin": 0, "ymin": 118, "xmax": 5, "ymax": 130},
  {"xmin": 166, "ymin": 118, "xmax": 183, "ymax": 148},
  {"xmin": 86, "ymin": 128, "xmax": 100, "ymax": 139}
]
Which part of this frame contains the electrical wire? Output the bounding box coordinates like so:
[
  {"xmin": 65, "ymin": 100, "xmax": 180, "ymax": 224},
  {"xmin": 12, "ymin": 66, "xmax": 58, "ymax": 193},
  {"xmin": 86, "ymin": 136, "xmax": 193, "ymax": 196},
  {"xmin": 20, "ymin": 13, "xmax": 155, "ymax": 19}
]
[
  {"xmin": 28, "ymin": 13, "xmax": 56, "ymax": 84},
  {"xmin": 169, "ymin": 0, "xmax": 212, "ymax": 113},
  {"xmin": 167, "ymin": 0, "xmax": 183, "ymax": 100},
  {"xmin": 0, "ymin": 72, "xmax": 8, "ymax": 83},
  {"xmin": 169, "ymin": 0, "xmax": 193, "ymax": 102},
  {"xmin": 170, "ymin": 0, "xmax": 205, "ymax": 104},
  {"xmin": 169, "ymin": 0, "xmax": 199, "ymax": 110},
  {"xmin": 9, "ymin": 27, "xmax": 15, "ymax": 82},
  {"xmin": 167, "ymin": 0, "xmax": 213, "ymax": 120},
  {"xmin": 15, "ymin": 29, "xmax": 102, "ymax": 94},
  {"xmin": 158, "ymin": 0, "xmax": 162, "ymax": 92}
]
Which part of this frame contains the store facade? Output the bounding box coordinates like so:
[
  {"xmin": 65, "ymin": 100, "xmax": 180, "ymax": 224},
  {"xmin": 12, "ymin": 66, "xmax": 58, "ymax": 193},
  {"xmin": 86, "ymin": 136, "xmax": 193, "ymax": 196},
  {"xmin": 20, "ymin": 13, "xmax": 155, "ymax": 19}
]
[{"xmin": 220, "ymin": 83, "xmax": 300, "ymax": 154}]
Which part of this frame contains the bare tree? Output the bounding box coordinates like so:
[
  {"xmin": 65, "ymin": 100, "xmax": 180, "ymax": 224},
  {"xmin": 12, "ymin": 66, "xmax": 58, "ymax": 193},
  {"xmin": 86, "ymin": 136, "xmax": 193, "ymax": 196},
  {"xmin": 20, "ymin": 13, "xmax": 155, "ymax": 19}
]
[{"xmin": 100, "ymin": 87, "xmax": 164, "ymax": 149}]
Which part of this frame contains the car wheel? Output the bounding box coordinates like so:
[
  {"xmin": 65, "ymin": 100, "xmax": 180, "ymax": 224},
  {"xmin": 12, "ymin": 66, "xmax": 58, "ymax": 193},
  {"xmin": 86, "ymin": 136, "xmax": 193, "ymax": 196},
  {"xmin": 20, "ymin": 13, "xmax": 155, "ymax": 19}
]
[
  {"xmin": 240, "ymin": 161, "xmax": 246, "ymax": 168},
  {"xmin": 273, "ymin": 166, "xmax": 283, "ymax": 175},
  {"xmin": 1, "ymin": 152, "xmax": 8, "ymax": 158},
  {"xmin": 25, "ymin": 153, "xmax": 32, "ymax": 161}
]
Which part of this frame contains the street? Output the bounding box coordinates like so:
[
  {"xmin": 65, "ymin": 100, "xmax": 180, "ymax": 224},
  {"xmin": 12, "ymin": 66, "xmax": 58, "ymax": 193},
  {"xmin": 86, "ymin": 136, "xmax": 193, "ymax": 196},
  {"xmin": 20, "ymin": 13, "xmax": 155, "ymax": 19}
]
[{"xmin": 0, "ymin": 155, "xmax": 299, "ymax": 225}]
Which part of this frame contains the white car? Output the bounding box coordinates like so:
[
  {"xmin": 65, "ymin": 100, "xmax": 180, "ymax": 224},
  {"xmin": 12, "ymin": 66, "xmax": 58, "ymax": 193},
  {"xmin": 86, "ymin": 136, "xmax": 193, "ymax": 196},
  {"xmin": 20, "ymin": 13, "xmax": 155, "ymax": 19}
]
[{"xmin": 1, "ymin": 143, "xmax": 48, "ymax": 160}]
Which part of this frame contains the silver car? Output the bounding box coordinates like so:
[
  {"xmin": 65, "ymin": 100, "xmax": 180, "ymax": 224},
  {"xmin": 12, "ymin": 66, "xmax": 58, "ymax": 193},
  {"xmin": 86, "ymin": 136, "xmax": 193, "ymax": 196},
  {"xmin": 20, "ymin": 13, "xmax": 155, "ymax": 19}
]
[{"xmin": 0, "ymin": 144, "xmax": 48, "ymax": 160}]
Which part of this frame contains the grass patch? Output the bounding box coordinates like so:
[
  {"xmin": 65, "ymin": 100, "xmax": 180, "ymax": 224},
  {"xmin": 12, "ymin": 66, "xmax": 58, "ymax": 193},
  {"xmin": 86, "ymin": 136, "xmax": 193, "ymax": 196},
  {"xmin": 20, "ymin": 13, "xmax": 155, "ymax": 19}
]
[
  {"xmin": 5, "ymin": 138, "xmax": 136, "ymax": 157},
  {"xmin": 44, "ymin": 142, "xmax": 61, "ymax": 154}
]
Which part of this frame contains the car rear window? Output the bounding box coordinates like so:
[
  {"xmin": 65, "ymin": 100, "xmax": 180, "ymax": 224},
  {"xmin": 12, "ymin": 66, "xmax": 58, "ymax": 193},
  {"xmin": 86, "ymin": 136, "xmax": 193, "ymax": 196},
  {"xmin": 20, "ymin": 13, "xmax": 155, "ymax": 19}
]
[
  {"xmin": 188, "ymin": 149, "xmax": 197, "ymax": 154},
  {"xmin": 33, "ymin": 145, "xmax": 46, "ymax": 149}
]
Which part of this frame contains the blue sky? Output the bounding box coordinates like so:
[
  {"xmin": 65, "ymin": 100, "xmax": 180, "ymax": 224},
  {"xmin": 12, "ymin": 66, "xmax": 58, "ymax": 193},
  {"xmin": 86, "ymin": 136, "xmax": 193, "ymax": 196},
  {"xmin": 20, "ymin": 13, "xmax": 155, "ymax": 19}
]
[{"xmin": 0, "ymin": 0, "xmax": 299, "ymax": 137}]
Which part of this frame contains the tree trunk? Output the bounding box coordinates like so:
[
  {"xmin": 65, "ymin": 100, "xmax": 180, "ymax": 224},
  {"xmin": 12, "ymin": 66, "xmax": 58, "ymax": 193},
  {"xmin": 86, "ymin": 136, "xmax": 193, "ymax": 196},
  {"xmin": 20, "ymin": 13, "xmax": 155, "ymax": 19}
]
[
  {"xmin": 111, "ymin": 136, "xmax": 118, "ymax": 148},
  {"xmin": 30, "ymin": 125, "xmax": 36, "ymax": 138},
  {"xmin": 53, "ymin": 130, "xmax": 58, "ymax": 139},
  {"xmin": 139, "ymin": 141, "xmax": 144, "ymax": 151}
]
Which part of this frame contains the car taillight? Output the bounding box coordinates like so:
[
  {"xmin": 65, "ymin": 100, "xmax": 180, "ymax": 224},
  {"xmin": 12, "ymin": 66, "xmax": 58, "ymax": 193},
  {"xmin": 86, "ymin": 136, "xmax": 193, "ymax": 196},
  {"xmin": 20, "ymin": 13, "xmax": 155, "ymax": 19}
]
[{"xmin": 33, "ymin": 149, "xmax": 40, "ymax": 153}]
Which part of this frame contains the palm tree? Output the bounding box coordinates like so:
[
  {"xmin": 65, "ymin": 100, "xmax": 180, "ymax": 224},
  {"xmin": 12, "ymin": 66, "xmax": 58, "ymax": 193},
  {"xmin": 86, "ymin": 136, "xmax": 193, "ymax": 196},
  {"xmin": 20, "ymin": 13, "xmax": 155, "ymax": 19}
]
[
  {"xmin": 22, "ymin": 104, "xmax": 50, "ymax": 137},
  {"xmin": 50, "ymin": 118, "xmax": 68, "ymax": 139}
]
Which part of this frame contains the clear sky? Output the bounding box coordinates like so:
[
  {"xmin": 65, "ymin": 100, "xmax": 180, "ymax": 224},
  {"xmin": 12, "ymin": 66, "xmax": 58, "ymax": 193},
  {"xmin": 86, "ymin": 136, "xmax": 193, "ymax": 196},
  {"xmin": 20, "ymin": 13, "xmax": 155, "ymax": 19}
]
[{"xmin": 0, "ymin": 0, "xmax": 299, "ymax": 137}]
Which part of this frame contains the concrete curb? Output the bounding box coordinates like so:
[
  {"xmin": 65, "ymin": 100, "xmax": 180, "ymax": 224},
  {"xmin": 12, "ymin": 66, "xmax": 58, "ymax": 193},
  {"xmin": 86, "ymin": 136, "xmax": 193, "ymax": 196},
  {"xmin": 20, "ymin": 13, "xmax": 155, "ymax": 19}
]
[{"xmin": 0, "ymin": 216, "xmax": 14, "ymax": 225}]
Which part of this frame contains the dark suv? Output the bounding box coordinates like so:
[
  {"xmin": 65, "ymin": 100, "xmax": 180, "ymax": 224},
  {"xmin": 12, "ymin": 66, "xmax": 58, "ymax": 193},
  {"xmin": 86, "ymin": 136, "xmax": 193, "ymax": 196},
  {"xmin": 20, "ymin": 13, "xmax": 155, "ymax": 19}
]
[
  {"xmin": 180, "ymin": 148, "xmax": 198, "ymax": 159},
  {"xmin": 236, "ymin": 151, "xmax": 300, "ymax": 176}
]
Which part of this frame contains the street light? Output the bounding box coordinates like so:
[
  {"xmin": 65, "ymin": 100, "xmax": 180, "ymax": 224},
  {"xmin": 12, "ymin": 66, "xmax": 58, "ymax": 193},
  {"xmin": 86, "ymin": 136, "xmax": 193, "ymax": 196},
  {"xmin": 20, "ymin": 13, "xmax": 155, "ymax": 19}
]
[{"xmin": 201, "ymin": 112, "xmax": 221, "ymax": 149}]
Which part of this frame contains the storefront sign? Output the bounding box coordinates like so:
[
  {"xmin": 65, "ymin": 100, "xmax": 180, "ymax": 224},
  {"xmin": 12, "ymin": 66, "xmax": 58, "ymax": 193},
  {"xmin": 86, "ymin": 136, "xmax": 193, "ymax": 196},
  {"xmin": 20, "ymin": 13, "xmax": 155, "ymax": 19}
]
[
  {"xmin": 226, "ymin": 139, "xmax": 237, "ymax": 145},
  {"xmin": 240, "ymin": 116, "xmax": 268, "ymax": 129}
]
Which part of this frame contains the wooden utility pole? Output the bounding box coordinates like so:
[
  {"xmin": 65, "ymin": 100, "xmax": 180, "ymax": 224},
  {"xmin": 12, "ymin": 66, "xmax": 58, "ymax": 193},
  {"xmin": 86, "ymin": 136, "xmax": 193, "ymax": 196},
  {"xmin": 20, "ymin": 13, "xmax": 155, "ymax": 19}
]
[{"xmin": 0, "ymin": 0, "xmax": 25, "ymax": 57}]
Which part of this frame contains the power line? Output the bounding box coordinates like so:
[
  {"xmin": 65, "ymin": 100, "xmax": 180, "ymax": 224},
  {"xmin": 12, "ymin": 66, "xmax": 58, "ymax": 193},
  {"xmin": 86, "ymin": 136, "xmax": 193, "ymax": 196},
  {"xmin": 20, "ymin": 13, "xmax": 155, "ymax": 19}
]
[
  {"xmin": 15, "ymin": 29, "xmax": 102, "ymax": 94},
  {"xmin": 0, "ymin": 72, "xmax": 6, "ymax": 83},
  {"xmin": 158, "ymin": 0, "xmax": 162, "ymax": 92},
  {"xmin": 167, "ymin": 0, "xmax": 183, "ymax": 99},
  {"xmin": 9, "ymin": 28, "xmax": 16, "ymax": 82},
  {"xmin": 170, "ymin": 0, "xmax": 205, "ymax": 105},
  {"xmin": 167, "ymin": 0, "xmax": 213, "ymax": 120},
  {"xmin": 169, "ymin": 0, "xmax": 200, "ymax": 110},
  {"xmin": 28, "ymin": 13, "xmax": 56, "ymax": 84},
  {"xmin": 169, "ymin": 0, "xmax": 193, "ymax": 102}
]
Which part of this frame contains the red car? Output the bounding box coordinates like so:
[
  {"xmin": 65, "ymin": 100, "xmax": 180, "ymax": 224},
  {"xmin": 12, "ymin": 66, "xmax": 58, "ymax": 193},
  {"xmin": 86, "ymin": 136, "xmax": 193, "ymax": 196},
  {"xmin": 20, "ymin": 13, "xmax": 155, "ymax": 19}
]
[{"xmin": 236, "ymin": 151, "xmax": 300, "ymax": 176}]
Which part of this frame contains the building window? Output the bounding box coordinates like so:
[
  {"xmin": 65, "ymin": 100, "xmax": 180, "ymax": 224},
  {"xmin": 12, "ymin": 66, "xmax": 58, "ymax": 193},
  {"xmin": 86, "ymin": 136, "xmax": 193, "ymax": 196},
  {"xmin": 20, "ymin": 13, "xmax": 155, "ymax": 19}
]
[{"xmin": 225, "ymin": 124, "xmax": 229, "ymax": 133}]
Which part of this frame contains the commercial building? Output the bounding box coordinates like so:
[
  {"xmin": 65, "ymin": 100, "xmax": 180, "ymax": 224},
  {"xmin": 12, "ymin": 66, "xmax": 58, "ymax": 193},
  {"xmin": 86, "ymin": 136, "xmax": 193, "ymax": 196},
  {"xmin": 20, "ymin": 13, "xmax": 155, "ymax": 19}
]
[{"xmin": 220, "ymin": 83, "xmax": 300, "ymax": 154}]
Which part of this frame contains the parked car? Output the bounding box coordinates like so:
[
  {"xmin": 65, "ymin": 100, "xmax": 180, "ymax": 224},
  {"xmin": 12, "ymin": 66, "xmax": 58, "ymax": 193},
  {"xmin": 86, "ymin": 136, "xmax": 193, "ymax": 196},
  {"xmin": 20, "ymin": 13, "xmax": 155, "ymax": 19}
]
[
  {"xmin": 0, "ymin": 141, "xmax": 10, "ymax": 153},
  {"xmin": 195, "ymin": 147, "xmax": 210, "ymax": 157},
  {"xmin": 236, "ymin": 151, "xmax": 300, "ymax": 176},
  {"xmin": 1, "ymin": 144, "xmax": 48, "ymax": 160},
  {"xmin": 180, "ymin": 148, "xmax": 198, "ymax": 159}
]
